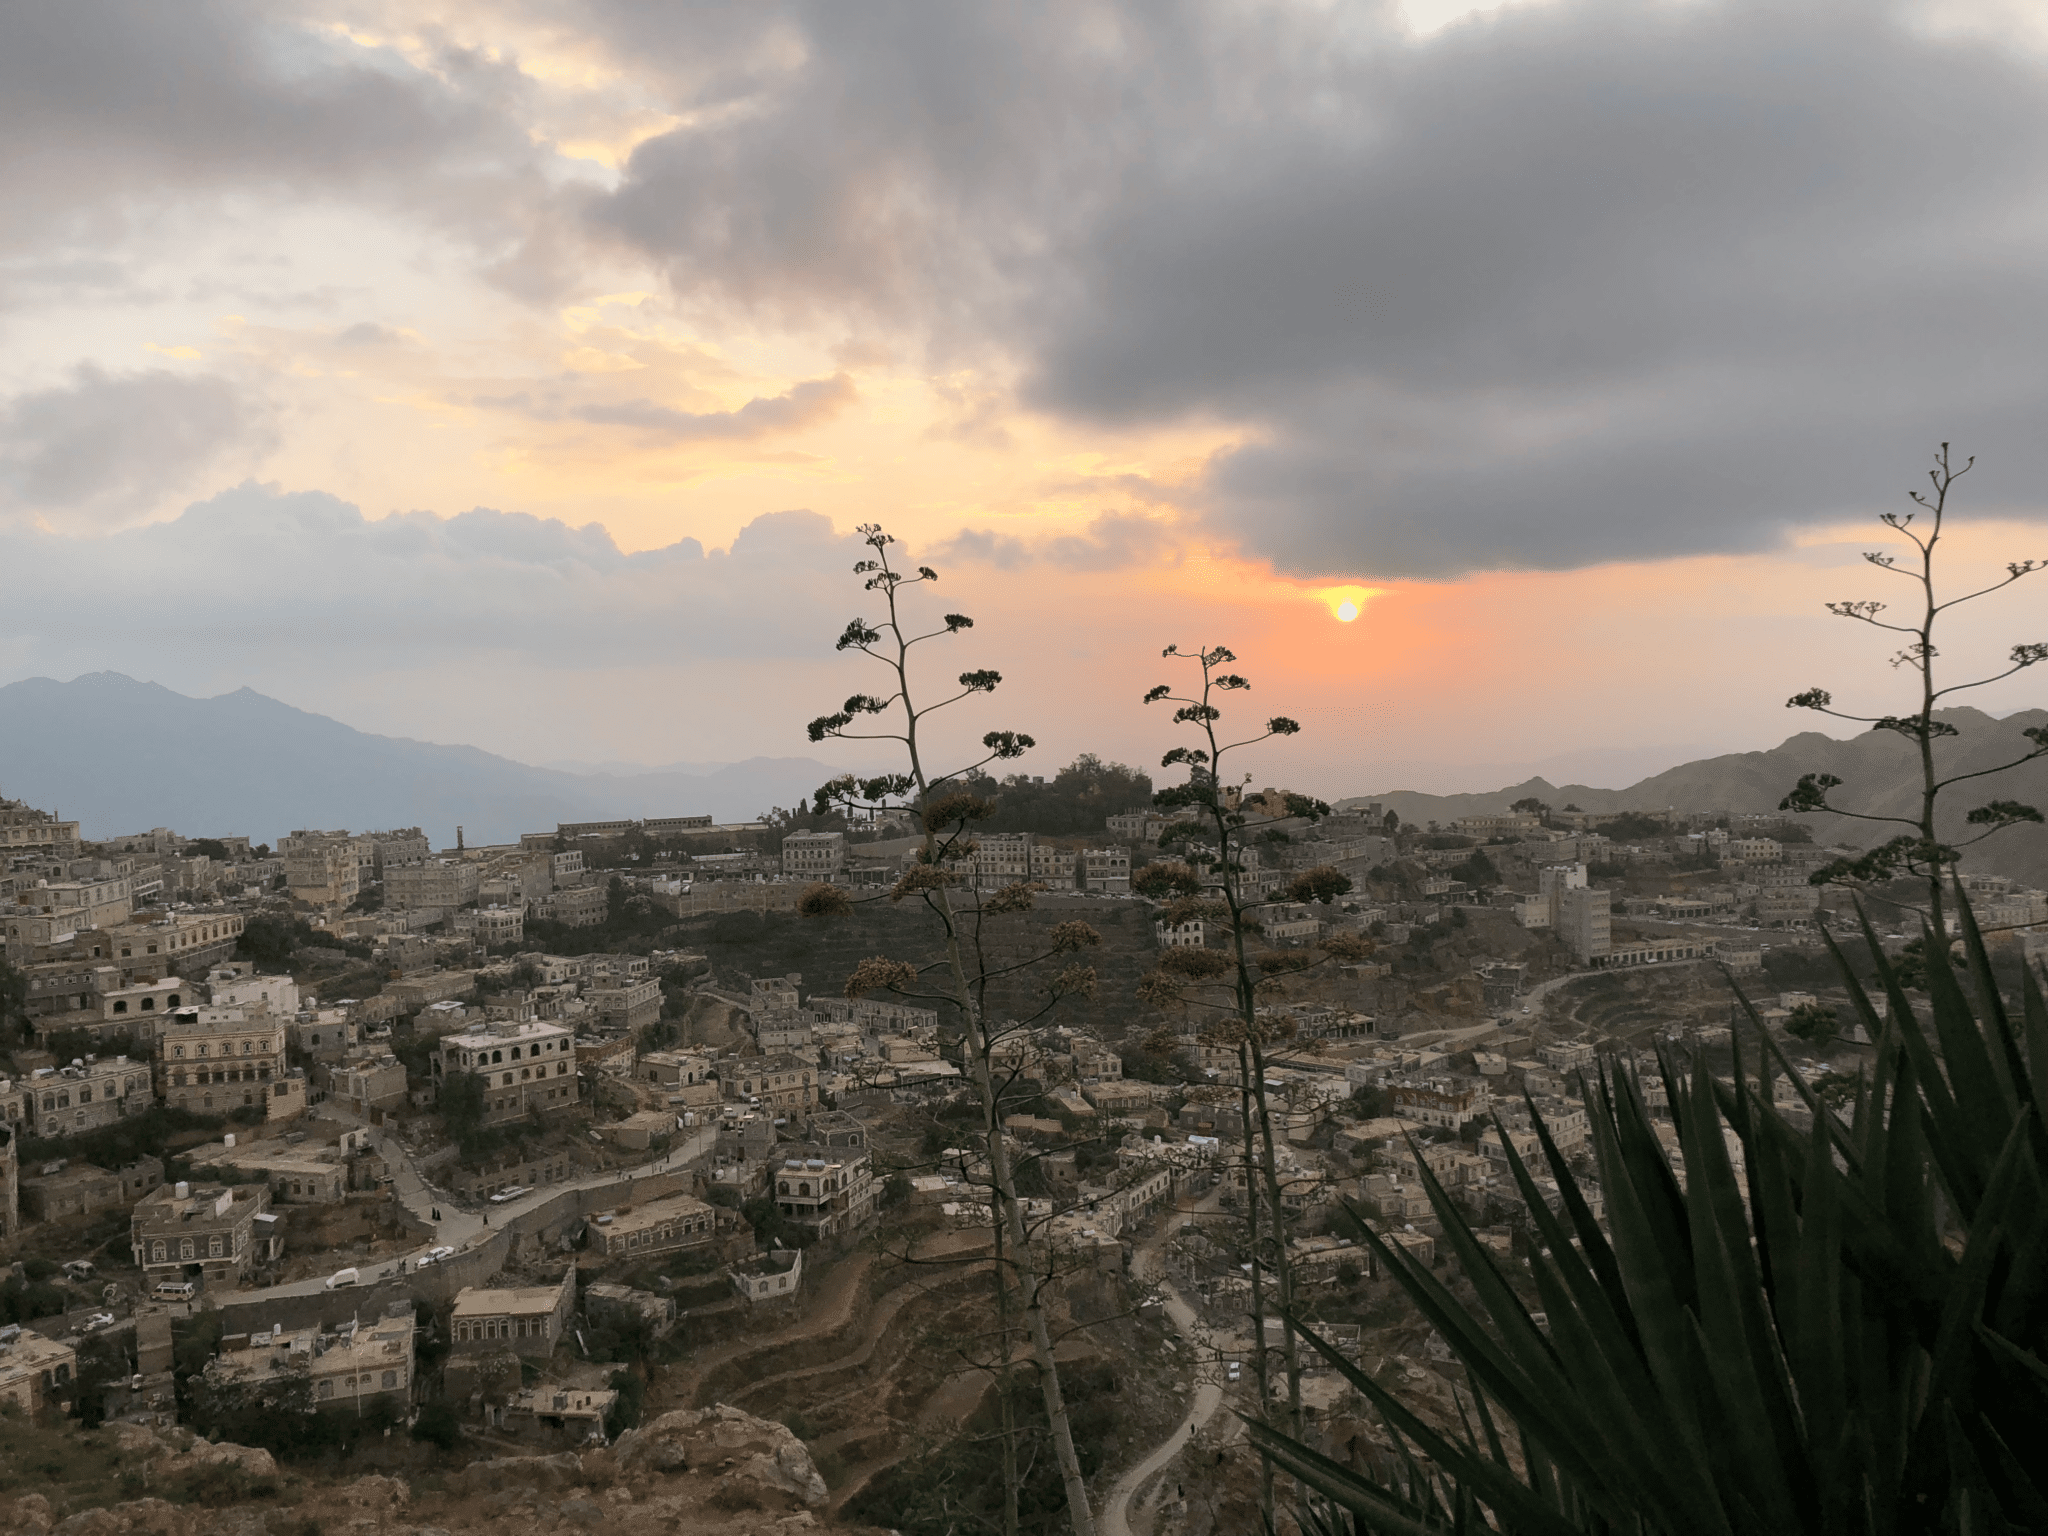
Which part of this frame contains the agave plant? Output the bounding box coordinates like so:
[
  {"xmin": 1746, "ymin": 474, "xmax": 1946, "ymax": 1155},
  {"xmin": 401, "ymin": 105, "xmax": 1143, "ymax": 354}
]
[{"xmin": 1252, "ymin": 885, "xmax": 2048, "ymax": 1535}]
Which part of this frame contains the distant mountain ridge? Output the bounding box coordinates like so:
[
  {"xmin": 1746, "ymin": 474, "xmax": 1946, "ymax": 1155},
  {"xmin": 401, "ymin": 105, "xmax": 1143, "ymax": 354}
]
[
  {"xmin": 1341, "ymin": 706, "xmax": 2048, "ymax": 889},
  {"xmin": 0, "ymin": 673, "xmax": 844, "ymax": 846}
]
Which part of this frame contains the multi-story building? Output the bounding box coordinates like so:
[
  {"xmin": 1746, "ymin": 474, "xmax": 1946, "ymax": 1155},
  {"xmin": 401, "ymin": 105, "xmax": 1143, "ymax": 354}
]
[
  {"xmin": 771, "ymin": 1145, "xmax": 878, "ymax": 1239},
  {"xmin": 132, "ymin": 1181, "xmax": 281, "ymax": 1288},
  {"xmin": 724, "ymin": 1053, "xmax": 818, "ymax": 1114},
  {"xmin": 386, "ymin": 859, "xmax": 482, "ymax": 912},
  {"xmin": 102, "ymin": 911, "xmax": 246, "ymax": 981},
  {"xmin": 20, "ymin": 1157, "xmax": 163, "ymax": 1221},
  {"xmin": 450, "ymin": 1271, "xmax": 575, "ymax": 1359},
  {"xmin": 530, "ymin": 883, "xmax": 604, "ymax": 926},
  {"xmin": 575, "ymin": 1035, "xmax": 638, "ymax": 1077},
  {"xmin": 430, "ymin": 1019, "xmax": 580, "ymax": 1124},
  {"xmin": 456, "ymin": 905, "xmax": 526, "ymax": 947},
  {"xmin": 369, "ymin": 829, "xmax": 432, "ymax": 874},
  {"xmin": 20, "ymin": 1055, "xmax": 153, "ymax": 1136},
  {"xmin": 1031, "ymin": 843, "xmax": 1079, "ymax": 887},
  {"xmin": 206, "ymin": 967, "xmax": 302, "ymax": 1017},
  {"xmin": 283, "ymin": 832, "xmax": 368, "ymax": 909},
  {"xmin": 780, "ymin": 830, "xmax": 845, "ymax": 880},
  {"xmin": 590, "ymin": 975, "xmax": 661, "ymax": 1033},
  {"xmin": 0, "ymin": 1327, "xmax": 76, "ymax": 1414},
  {"xmin": 1080, "ymin": 847, "xmax": 1130, "ymax": 894},
  {"xmin": 205, "ymin": 1311, "xmax": 415, "ymax": 1413},
  {"xmin": 0, "ymin": 793, "xmax": 81, "ymax": 860},
  {"xmin": 1390, "ymin": 1078, "xmax": 1492, "ymax": 1130},
  {"xmin": 331, "ymin": 1051, "xmax": 409, "ymax": 1117},
  {"xmin": 638, "ymin": 1050, "xmax": 713, "ymax": 1090},
  {"xmin": 589, "ymin": 1193, "xmax": 719, "ymax": 1260},
  {"xmin": 1558, "ymin": 885, "xmax": 1612, "ymax": 962},
  {"xmin": 156, "ymin": 1007, "xmax": 290, "ymax": 1115}
]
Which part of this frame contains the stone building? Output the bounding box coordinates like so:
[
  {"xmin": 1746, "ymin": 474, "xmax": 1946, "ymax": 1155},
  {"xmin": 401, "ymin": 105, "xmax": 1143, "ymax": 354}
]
[
  {"xmin": 206, "ymin": 1310, "xmax": 415, "ymax": 1414},
  {"xmin": 450, "ymin": 1270, "xmax": 575, "ymax": 1358},
  {"xmin": 132, "ymin": 1181, "xmax": 281, "ymax": 1288},
  {"xmin": 588, "ymin": 1193, "xmax": 719, "ymax": 1260},
  {"xmin": 155, "ymin": 1007, "xmax": 290, "ymax": 1116},
  {"xmin": 430, "ymin": 1019, "xmax": 580, "ymax": 1124},
  {"xmin": 772, "ymin": 1144, "xmax": 878, "ymax": 1239},
  {"xmin": 0, "ymin": 1326, "xmax": 76, "ymax": 1414}
]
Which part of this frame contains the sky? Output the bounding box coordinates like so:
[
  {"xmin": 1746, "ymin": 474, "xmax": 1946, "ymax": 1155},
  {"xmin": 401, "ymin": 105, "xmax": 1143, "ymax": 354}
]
[{"xmin": 4, "ymin": 0, "xmax": 2048, "ymax": 800}]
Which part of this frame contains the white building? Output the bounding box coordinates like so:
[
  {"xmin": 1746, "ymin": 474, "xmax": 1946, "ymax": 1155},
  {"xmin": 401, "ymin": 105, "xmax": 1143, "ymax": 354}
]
[{"xmin": 431, "ymin": 1019, "xmax": 579, "ymax": 1124}]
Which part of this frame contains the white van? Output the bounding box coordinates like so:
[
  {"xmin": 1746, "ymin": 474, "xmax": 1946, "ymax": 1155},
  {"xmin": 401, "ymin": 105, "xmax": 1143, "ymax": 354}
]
[
  {"xmin": 153, "ymin": 1280, "xmax": 197, "ymax": 1300},
  {"xmin": 324, "ymin": 1267, "xmax": 360, "ymax": 1290}
]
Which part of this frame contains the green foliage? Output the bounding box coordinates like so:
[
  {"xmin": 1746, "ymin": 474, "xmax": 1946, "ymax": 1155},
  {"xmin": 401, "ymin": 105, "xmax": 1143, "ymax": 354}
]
[
  {"xmin": 881, "ymin": 1171, "xmax": 913, "ymax": 1208},
  {"xmin": 1448, "ymin": 848, "xmax": 1500, "ymax": 889},
  {"xmin": 410, "ymin": 1402, "xmax": 462, "ymax": 1450},
  {"xmin": 436, "ymin": 1067, "xmax": 486, "ymax": 1144},
  {"xmin": 1288, "ymin": 865, "xmax": 1355, "ymax": 906},
  {"xmin": 235, "ymin": 913, "xmax": 320, "ymax": 968},
  {"xmin": 21, "ymin": 1257, "xmax": 58, "ymax": 1282},
  {"xmin": 0, "ymin": 1276, "xmax": 70, "ymax": 1325},
  {"xmin": 16, "ymin": 1103, "xmax": 224, "ymax": 1170},
  {"xmin": 951, "ymin": 754, "xmax": 1154, "ymax": 836},
  {"xmin": 184, "ymin": 838, "xmax": 233, "ymax": 860},
  {"xmin": 1597, "ymin": 811, "xmax": 1672, "ymax": 841},
  {"xmin": 0, "ymin": 956, "xmax": 31, "ymax": 1044},
  {"xmin": 741, "ymin": 1194, "xmax": 809, "ymax": 1250},
  {"xmin": 1259, "ymin": 885, "xmax": 2048, "ymax": 1534},
  {"xmin": 1784, "ymin": 1000, "xmax": 1840, "ymax": 1046},
  {"xmin": 605, "ymin": 1369, "xmax": 645, "ymax": 1437}
]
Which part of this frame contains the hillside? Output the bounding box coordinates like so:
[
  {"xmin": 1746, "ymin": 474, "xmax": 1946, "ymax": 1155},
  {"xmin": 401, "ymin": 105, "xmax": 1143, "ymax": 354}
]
[
  {"xmin": 0, "ymin": 672, "xmax": 844, "ymax": 847},
  {"xmin": 1342, "ymin": 707, "xmax": 2048, "ymax": 888}
]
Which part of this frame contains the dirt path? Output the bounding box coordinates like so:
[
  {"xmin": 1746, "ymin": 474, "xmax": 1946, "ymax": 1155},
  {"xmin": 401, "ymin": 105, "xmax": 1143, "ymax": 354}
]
[
  {"xmin": 660, "ymin": 1248, "xmax": 878, "ymax": 1409},
  {"xmin": 726, "ymin": 1260, "xmax": 991, "ymax": 1405}
]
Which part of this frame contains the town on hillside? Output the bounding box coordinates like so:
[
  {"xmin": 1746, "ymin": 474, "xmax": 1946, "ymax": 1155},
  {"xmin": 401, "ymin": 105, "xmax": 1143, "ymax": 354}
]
[{"xmin": 2, "ymin": 779, "xmax": 2044, "ymax": 1530}]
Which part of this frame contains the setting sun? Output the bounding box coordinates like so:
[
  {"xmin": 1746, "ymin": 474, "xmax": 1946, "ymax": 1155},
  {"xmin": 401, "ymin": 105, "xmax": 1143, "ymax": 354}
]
[{"xmin": 1336, "ymin": 600, "xmax": 1359, "ymax": 622}]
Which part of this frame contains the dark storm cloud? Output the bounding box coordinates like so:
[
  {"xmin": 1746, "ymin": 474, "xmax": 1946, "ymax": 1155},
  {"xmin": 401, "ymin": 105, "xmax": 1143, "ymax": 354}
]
[
  {"xmin": 0, "ymin": 2, "xmax": 542, "ymax": 277},
  {"xmin": 0, "ymin": 367, "xmax": 271, "ymax": 526},
  {"xmin": 577, "ymin": 0, "xmax": 2048, "ymax": 576}
]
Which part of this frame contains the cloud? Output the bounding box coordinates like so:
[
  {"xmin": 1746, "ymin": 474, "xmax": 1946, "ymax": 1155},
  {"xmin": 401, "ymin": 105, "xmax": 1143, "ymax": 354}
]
[
  {"xmin": 0, "ymin": 367, "xmax": 271, "ymax": 527},
  {"xmin": 571, "ymin": 0, "xmax": 2048, "ymax": 576},
  {"xmin": 564, "ymin": 373, "xmax": 856, "ymax": 439},
  {"xmin": 0, "ymin": 482, "xmax": 867, "ymax": 668},
  {"xmin": 937, "ymin": 510, "xmax": 1177, "ymax": 572},
  {"xmin": 0, "ymin": 2, "xmax": 550, "ymax": 295}
]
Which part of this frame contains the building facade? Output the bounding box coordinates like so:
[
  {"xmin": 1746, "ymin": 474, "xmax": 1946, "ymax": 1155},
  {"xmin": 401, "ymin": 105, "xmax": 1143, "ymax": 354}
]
[
  {"xmin": 431, "ymin": 1019, "xmax": 580, "ymax": 1124},
  {"xmin": 132, "ymin": 1182, "xmax": 280, "ymax": 1287}
]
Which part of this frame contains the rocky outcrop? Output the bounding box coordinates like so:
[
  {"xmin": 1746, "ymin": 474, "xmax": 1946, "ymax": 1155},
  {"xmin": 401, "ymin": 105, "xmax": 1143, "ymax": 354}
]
[
  {"xmin": 446, "ymin": 1451, "xmax": 585, "ymax": 1495},
  {"xmin": 614, "ymin": 1404, "xmax": 828, "ymax": 1507}
]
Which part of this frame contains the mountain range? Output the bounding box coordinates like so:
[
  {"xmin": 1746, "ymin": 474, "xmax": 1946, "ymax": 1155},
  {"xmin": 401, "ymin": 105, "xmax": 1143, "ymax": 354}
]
[
  {"xmin": 1344, "ymin": 706, "xmax": 2048, "ymax": 889},
  {"xmin": 0, "ymin": 673, "xmax": 844, "ymax": 847}
]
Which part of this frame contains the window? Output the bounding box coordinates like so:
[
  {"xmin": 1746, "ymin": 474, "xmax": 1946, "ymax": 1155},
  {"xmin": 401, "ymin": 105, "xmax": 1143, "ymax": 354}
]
[
  {"xmin": 113, "ymin": 1000, "xmax": 128, "ymax": 1014},
  {"xmin": 152, "ymin": 1242, "xmax": 166, "ymax": 1262},
  {"xmin": 180, "ymin": 1238, "xmax": 195, "ymax": 1260},
  {"xmin": 382, "ymin": 1370, "xmax": 398, "ymax": 1389},
  {"xmin": 318, "ymin": 1380, "xmax": 332, "ymax": 1399}
]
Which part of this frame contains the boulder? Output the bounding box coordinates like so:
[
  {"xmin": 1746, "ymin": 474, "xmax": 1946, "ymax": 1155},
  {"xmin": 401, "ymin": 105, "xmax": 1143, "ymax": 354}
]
[
  {"xmin": 53, "ymin": 1512, "xmax": 124, "ymax": 1536},
  {"xmin": 613, "ymin": 1405, "xmax": 827, "ymax": 1507},
  {"xmin": 337, "ymin": 1474, "xmax": 410, "ymax": 1510},
  {"xmin": 171, "ymin": 1440, "xmax": 278, "ymax": 1480},
  {"xmin": 448, "ymin": 1452, "xmax": 583, "ymax": 1495},
  {"xmin": 109, "ymin": 1500, "xmax": 183, "ymax": 1535},
  {"xmin": 9, "ymin": 1493, "xmax": 54, "ymax": 1535}
]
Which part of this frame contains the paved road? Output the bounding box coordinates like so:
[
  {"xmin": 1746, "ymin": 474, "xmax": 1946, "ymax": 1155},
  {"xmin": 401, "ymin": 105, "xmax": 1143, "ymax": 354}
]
[
  {"xmin": 241, "ymin": 1108, "xmax": 717, "ymax": 1300},
  {"xmin": 1100, "ymin": 1190, "xmax": 1229, "ymax": 1536}
]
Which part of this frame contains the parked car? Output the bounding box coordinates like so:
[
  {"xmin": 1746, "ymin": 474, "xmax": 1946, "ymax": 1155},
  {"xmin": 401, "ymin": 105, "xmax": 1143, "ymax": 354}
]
[
  {"xmin": 153, "ymin": 1281, "xmax": 197, "ymax": 1301},
  {"xmin": 1227, "ymin": 1361, "xmax": 1242, "ymax": 1382},
  {"xmin": 81, "ymin": 1313, "xmax": 116, "ymax": 1333},
  {"xmin": 61, "ymin": 1260, "xmax": 96, "ymax": 1282},
  {"xmin": 421, "ymin": 1246, "xmax": 456, "ymax": 1265},
  {"xmin": 324, "ymin": 1267, "xmax": 360, "ymax": 1289}
]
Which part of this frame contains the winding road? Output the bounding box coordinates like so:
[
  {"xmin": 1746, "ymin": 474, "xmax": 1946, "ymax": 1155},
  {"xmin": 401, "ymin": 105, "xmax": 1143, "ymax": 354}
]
[{"xmin": 1100, "ymin": 1190, "xmax": 1229, "ymax": 1536}]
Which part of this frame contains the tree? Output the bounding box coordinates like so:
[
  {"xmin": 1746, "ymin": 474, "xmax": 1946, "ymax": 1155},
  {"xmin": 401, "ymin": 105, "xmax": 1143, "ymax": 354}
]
[
  {"xmin": 1783, "ymin": 999, "xmax": 1839, "ymax": 1047},
  {"xmin": 1510, "ymin": 796, "xmax": 1550, "ymax": 820},
  {"xmin": 1256, "ymin": 889, "xmax": 2048, "ymax": 1533},
  {"xmin": 804, "ymin": 524, "xmax": 1100, "ymax": 1536},
  {"xmin": 1781, "ymin": 445, "xmax": 2048, "ymax": 939},
  {"xmin": 1138, "ymin": 644, "xmax": 1369, "ymax": 1524},
  {"xmin": 1286, "ymin": 864, "xmax": 1354, "ymax": 906}
]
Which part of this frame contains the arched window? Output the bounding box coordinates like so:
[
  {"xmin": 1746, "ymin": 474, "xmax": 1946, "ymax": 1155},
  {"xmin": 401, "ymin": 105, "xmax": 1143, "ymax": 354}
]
[{"xmin": 113, "ymin": 1000, "xmax": 128, "ymax": 1014}]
